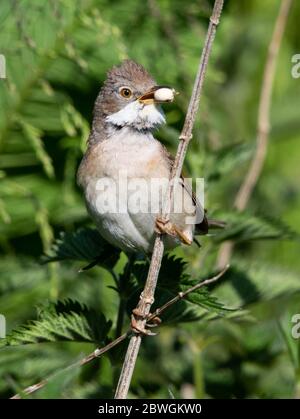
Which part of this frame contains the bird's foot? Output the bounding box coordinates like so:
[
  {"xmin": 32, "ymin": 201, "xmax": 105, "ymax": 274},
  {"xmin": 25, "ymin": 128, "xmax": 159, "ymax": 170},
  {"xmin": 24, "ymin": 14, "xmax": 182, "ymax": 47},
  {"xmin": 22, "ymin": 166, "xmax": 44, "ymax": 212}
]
[
  {"xmin": 131, "ymin": 308, "xmax": 158, "ymax": 336},
  {"xmin": 155, "ymin": 217, "xmax": 175, "ymax": 236},
  {"xmin": 155, "ymin": 217, "xmax": 192, "ymax": 245},
  {"xmin": 146, "ymin": 315, "xmax": 162, "ymax": 328}
]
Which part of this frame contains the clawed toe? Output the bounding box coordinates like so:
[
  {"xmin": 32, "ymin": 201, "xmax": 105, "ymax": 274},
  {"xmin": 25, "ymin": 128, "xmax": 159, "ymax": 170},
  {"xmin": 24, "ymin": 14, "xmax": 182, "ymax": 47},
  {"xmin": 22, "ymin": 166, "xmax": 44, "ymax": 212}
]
[
  {"xmin": 131, "ymin": 308, "xmax": 161, "ymax": 336},
  {"xmin": 155, "ymin": 218, "xmax": 192, "ymax": 245},
  {"xmin": 146, "ymin": 316, "xmax": 162, "ymax": 328},
  {"xmin": 131, "ymin": 313, "xmax": 157, "ymax": 336},
  {"xmin": 155, "ymin": 217, "xmax": 176, "ymax": 237},
  {"xmin": 173, "ymin": 226, "xmax": 192, "ymax": 245}
]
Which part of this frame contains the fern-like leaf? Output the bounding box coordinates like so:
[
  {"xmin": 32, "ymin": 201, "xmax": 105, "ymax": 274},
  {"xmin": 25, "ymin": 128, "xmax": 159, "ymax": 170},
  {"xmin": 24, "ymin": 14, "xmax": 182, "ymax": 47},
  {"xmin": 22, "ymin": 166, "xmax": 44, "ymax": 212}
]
[
  {"xmin": 0, "ymin": 299, "xmax": 112, "ymax": 347},
  {"xmin": 41, "ymin": 227, "xmax": 121, "ymax": 269},
  {"xmin": 212, "ymin": 212, "xmax": 299, "ymax": 244},
  {"xmin": 130, "ymin": 255, "xmax": 234, "ymax": 322}
]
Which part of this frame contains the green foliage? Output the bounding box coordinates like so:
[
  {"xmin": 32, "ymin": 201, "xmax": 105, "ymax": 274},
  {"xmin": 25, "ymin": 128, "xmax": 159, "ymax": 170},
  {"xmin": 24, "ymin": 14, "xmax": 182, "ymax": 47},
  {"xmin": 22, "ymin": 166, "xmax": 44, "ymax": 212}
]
[
  {"xmin": 1, "ymin": 300, "xmax": 112, "ymax": 347},
  {"xmin": 19, "ymin": 120, "xmax": 55, "ymax": 179},
  {"xmin": 212, "ymin": 212, "xmax": 300, "ymax": 243},
  {"xmin": 128, "ymin": 255, "xmax": 236, "ymax": 324},
  {"xmin": 216, "ymin": 261, "xmax": 300, "ymax": 310},
  {"xmin": 1, "ymin": 0, "xmax": 300, "ymax": 400},
  {"xmin": 206, "ymin": 142, "xmax": 254, "ymax": 182},
  {"xmin": 42, "ymin": 228, "xmax": 121, "ymax": 269}
]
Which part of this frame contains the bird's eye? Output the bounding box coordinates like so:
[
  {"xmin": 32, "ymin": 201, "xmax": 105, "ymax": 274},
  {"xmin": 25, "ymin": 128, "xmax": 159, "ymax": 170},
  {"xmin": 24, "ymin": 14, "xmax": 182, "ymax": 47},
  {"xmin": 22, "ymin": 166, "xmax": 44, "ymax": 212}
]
[{"xmin": 119, "ymin": 87, "xmax": 132, "ymax": 99}]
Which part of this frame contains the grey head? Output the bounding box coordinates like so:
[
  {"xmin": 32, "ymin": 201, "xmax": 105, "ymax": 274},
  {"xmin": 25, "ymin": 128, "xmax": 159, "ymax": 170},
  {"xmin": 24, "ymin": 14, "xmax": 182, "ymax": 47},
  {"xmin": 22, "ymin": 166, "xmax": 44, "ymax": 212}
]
[{"xmin": 90, "ymin": 60, "xmax": 171, "ymax": 142}]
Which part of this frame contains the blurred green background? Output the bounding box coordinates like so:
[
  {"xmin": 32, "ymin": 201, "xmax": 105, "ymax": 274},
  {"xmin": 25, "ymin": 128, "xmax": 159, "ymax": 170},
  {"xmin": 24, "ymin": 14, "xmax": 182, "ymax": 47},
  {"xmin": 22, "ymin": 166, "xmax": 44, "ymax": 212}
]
[{"xmin": 0, "ymin": 0, "xmax": 300, "ymax": 399}]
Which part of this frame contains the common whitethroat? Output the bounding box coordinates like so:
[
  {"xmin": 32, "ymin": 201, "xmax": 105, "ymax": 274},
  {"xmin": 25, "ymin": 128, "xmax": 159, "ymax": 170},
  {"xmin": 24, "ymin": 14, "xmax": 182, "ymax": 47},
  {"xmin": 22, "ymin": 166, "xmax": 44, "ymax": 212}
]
[{"xmin": 77, "ymin": 60, "xmax": 214, "ymax": 254}]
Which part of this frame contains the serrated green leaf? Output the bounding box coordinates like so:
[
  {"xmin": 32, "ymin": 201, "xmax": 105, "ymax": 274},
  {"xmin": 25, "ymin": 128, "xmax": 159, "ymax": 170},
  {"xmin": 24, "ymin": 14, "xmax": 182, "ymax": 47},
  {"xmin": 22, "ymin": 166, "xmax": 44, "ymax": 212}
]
[
  {"xmin": 41, "ymin": 227, "xmax": 121, "ymax": 269},
  {"xmin": 1, "ymin": 299, "xmax": 112, "ymax": 347},
  {"xmin": 215, "ymin": 260, "xmax": 300, "ymax": 312},
  {"xmin": 129, "ymin": 254, "xmax": 233, "ymax": 322},
  {"xmin": 212, "ymin": 212, "xmax": 300, "ymax": 244}
]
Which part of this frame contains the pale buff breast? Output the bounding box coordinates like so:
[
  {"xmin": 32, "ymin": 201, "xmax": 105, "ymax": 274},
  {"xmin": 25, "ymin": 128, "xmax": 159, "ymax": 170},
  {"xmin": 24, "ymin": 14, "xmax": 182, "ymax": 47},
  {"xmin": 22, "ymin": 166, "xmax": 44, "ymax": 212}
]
[{"xmin": 77, "ymin": 130, "xmax": 195, "ymax": 253}]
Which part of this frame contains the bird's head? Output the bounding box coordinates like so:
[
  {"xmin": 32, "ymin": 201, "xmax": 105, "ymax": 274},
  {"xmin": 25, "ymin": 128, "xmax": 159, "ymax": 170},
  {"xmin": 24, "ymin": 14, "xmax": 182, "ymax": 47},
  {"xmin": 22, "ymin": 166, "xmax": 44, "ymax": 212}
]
[{"xmin": 94, "ymin": 60, "xmax": 176, "ymax": 132}]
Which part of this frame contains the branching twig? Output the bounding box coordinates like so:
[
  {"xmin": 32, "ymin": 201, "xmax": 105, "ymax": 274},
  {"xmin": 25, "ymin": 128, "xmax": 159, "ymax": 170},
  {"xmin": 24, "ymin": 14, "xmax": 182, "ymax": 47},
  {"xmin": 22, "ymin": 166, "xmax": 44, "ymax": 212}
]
[
  {"xmin": 114, "ymin": 0, "xmax": 224, "ymax": 400},
  {"xmin": 216, "ymin": 0, "xmax": 292, "ymax": 269},
  {"xmin": 10, "ymin": 333, "xmax": 129, "ymax": 399},
  {"xmin": 10, "ymin": 266, "xmax": 228, "ymax": 399},
  {"xmin": 147, "ymin": 264, "xmax": 229, "ymax": 322}
]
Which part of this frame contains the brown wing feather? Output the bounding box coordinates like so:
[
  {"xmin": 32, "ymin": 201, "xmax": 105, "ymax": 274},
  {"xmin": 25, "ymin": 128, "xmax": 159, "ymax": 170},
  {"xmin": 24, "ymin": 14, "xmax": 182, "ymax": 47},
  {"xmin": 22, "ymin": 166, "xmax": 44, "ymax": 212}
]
[{"xmin": 161, "ymin": 145, "xmax": 209, "ymax": 235}]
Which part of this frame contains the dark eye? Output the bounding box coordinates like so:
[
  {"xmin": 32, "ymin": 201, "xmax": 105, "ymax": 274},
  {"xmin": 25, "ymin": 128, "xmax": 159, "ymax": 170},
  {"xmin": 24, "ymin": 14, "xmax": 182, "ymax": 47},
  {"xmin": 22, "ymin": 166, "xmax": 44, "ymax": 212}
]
[{"xmin": 119, "ymin": 87, "xmax": 132, "ymax": 99}]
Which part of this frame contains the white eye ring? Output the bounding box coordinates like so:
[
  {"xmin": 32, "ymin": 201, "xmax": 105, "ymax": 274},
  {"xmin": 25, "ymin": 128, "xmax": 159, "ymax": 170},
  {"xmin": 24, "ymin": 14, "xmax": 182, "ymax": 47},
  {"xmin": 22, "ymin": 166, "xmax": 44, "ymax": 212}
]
[{"xmin": 119, "ymin": 87, "xmax": 132, "ymax": 99}]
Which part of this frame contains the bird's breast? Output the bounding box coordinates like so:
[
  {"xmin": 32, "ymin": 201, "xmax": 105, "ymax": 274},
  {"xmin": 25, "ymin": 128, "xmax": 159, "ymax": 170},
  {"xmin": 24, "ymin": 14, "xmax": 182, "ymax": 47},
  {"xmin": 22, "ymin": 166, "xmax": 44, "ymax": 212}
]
[{"xmin": 96, "ymin": 130, "xmax": 170, "ymax": 180}]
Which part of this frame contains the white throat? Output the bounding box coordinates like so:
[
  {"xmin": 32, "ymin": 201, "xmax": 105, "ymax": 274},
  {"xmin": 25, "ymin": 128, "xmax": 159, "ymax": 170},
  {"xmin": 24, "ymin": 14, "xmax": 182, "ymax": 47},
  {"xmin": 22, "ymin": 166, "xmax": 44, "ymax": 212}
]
[{"xmin": 106, "ymin": 100, "xmax": 165, "ymax": 131}]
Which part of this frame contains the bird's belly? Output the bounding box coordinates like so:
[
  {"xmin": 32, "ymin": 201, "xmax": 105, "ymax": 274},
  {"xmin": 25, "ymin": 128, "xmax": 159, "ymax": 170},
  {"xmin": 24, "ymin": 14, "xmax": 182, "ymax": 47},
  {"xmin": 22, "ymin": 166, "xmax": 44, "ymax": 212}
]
[
  {"xmin": 81, "ymin": 134, "xmax": 194, "ymax": 253},
  {"xmin": 85, "ymin": 178, "xmax": 160, "ymax": 253},
  {"xmin": 84, "ymin": 174, "xmax": 188, "ymax": 253}
]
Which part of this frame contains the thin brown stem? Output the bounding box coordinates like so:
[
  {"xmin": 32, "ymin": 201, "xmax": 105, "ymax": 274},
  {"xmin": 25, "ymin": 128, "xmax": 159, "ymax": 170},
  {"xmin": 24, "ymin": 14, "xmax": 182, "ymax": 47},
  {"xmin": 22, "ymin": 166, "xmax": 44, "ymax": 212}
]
[
  {"xmin": 10, "ymin": 332, "xmax": 130, "ymax": 399},
  {"xmin": 216, "ymin": 0, "xmax": 292, "ymax": 269},
  {"xmin": 10, "ymin": 266, "xmax": 227, "ymax": 399},
  {"xmin": 148, "ymin": 264, "xmax": 229, "ymax": 322},
  {"xmin": 114, "ymin": 0, "xmax": 224, "ymax": 400}
]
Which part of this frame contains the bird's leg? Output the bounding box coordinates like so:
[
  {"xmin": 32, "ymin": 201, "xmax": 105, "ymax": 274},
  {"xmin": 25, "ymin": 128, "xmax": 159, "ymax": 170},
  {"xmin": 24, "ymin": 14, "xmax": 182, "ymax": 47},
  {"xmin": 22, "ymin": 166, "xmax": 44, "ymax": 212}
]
[
  {"xmin": 173, "ymin": 225, "xmax": 193, "ymax": 245},
  {"xmin": 131, "ymin": 310, "xmax": 162, "ymax": 334},
  {"xmin": 155, "ymin": 217, "xmax": 192, "ymax": 245},
  {"xmin": 131, "ymin": 294, "xmax": 157, "ymax": 336},
  {"xmin": 146, "ymin": 314, "xmax": 162, "ymax": 328}
]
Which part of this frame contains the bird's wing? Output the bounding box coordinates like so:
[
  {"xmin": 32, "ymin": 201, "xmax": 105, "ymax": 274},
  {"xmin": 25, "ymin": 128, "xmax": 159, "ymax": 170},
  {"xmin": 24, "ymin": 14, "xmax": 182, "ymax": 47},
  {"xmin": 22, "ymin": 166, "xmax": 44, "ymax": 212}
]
[
  {"xmin": 162, "ymin": 145, "xmax": 209, "ymax": 235},
  {"xmin": 180, "ymin": 177, "xmax": 209, "ymax": 235}
]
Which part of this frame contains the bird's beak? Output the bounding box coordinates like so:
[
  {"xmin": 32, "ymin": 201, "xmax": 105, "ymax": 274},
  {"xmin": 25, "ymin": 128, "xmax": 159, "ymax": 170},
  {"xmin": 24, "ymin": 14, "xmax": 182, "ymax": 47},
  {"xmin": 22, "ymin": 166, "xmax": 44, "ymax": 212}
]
[{"xmin": 138, "ymin": 85, "xmax": 177, "ymax": 105}]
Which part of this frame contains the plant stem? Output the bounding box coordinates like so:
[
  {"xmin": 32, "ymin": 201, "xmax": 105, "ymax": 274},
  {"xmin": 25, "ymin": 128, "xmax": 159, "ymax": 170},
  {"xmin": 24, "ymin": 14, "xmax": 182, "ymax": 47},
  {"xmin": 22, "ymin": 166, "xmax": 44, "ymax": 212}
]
[
  {"xmin": 10, "ymin": 266, "xmax": 227, "ymax": 399},
  {"xmin": 114, "ymin": 0, "xmax": 225, "ymax": 400},
  {"xmin": 216, "ymin": 0, "xmax": 293, "ymax": 269}
]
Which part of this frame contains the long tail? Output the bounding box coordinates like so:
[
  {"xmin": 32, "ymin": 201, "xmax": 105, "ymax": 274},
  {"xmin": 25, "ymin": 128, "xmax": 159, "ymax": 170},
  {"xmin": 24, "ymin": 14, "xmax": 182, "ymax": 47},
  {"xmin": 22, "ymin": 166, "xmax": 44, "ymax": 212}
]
[
  {"xmin": 194, "ymin": 217, "xmax": 226, "ymax": 247},
  {"xmin": 207, "ymin": 218, "xmax": 226, "ymax": 229}
]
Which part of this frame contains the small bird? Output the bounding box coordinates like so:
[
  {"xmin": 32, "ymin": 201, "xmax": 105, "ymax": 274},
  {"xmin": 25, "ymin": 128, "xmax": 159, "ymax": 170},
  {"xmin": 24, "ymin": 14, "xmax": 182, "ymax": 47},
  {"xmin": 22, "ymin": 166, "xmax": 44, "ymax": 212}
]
[{"xmin": 77, "ymin": 60, "xmax": 211, "ymax": 254}]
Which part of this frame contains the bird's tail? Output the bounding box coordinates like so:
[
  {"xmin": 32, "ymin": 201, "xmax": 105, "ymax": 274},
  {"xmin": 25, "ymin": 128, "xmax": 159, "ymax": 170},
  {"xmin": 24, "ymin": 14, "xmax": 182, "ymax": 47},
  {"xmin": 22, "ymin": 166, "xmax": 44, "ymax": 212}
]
[
  {"xmin": 194, "ymin": 217, "xmax": 226, "ymax": 247},
  {"xmin": 207, "ymin": 218, "xmax": 227, "ymax": 229}
]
